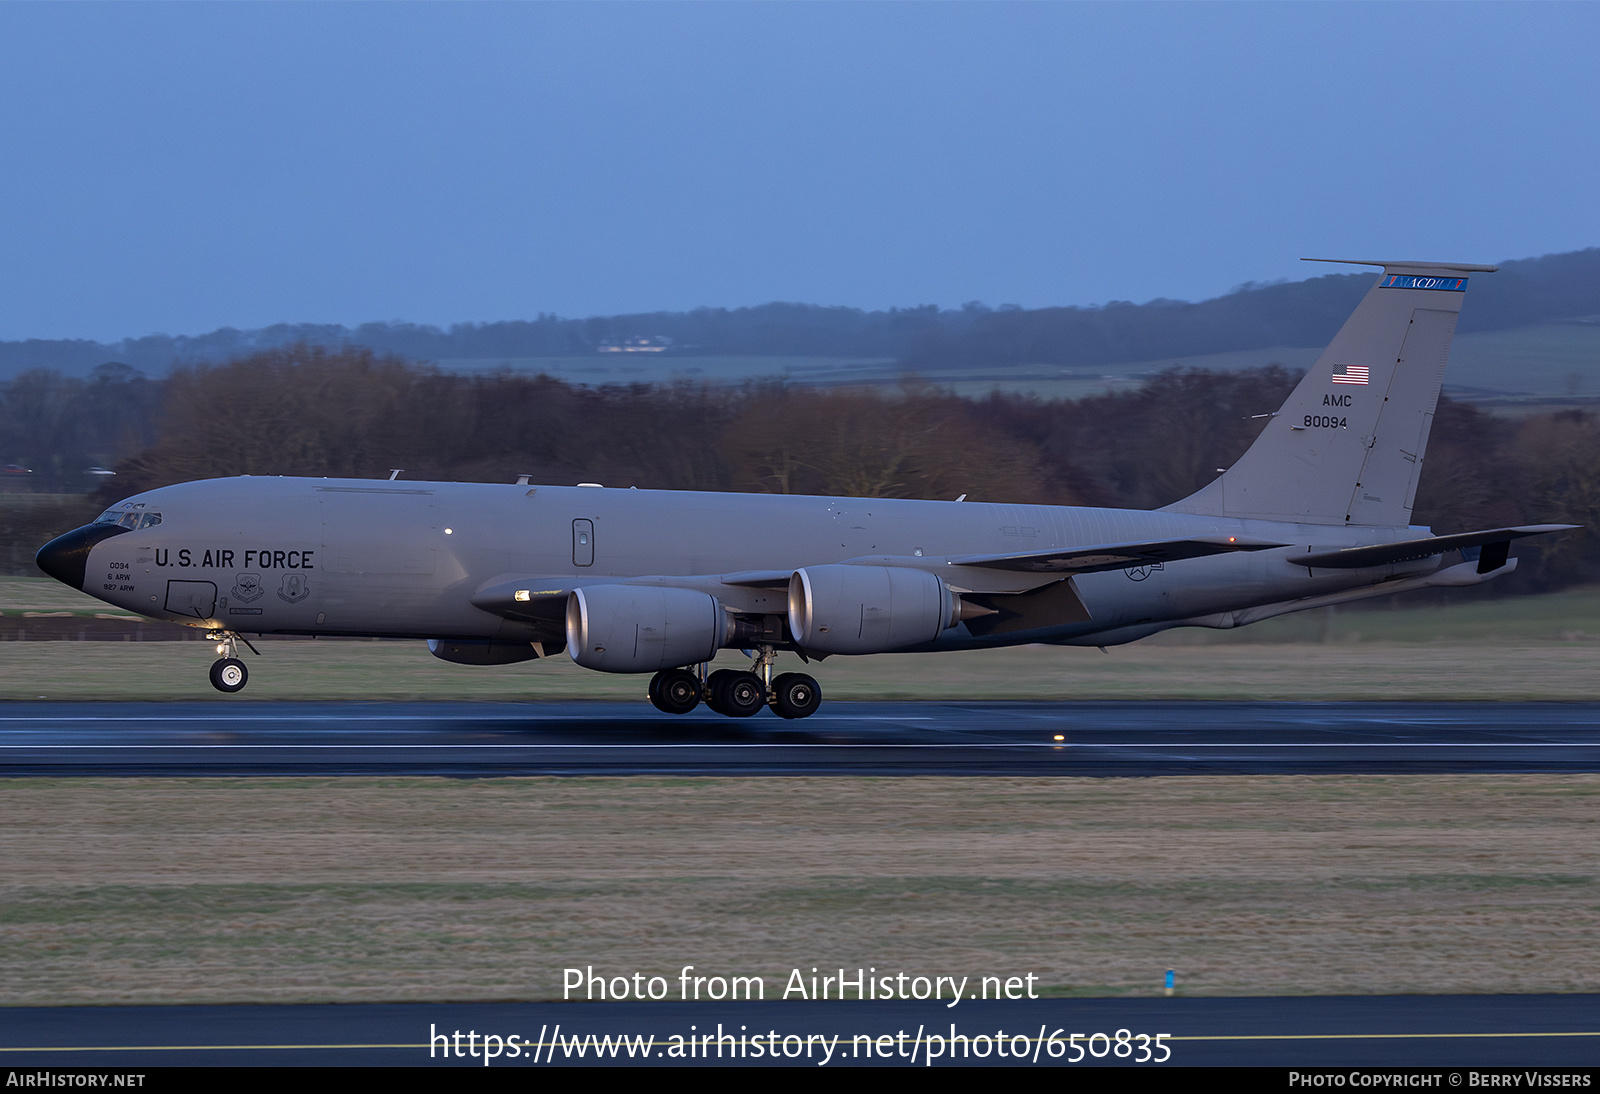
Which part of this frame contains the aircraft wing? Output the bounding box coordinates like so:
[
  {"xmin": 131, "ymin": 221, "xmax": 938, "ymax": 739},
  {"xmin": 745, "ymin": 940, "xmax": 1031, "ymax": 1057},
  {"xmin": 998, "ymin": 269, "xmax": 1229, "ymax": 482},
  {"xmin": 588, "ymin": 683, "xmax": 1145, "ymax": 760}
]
[
  {"xmin": 717, "ymin": 570, "xmax": 794, "ymax": 588},
  {"xmin": 1289, "ymin": 525, "xmax": 1579, "ymax": 570},
  {"xmin": 946, "ymin": 534, "xmax": 1284, "ymax": 574}
]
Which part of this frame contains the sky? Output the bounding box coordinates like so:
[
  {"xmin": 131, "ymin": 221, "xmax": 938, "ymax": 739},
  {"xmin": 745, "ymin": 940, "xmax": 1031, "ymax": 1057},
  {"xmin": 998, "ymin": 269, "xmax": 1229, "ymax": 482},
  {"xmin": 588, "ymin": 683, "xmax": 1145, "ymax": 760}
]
[{"xmin": 2, "ymin": 2, "xmax": 1598, "ymax": 343}]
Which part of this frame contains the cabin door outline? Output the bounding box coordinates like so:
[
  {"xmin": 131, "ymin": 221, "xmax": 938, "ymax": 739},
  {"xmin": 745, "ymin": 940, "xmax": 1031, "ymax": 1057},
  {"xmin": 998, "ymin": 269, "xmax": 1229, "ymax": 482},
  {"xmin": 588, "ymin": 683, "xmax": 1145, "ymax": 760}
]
[{"xmin": 573, "ymin": 519, "xmax": 594, "ymax": 566}]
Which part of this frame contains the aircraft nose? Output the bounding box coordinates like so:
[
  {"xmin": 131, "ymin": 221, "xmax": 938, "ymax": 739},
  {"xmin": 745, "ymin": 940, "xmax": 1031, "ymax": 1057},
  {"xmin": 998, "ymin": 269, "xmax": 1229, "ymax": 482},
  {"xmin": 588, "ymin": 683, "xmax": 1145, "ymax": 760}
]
[{"xmin": 35, "ymin": 524, "xmax": 128, "ymax": 590}]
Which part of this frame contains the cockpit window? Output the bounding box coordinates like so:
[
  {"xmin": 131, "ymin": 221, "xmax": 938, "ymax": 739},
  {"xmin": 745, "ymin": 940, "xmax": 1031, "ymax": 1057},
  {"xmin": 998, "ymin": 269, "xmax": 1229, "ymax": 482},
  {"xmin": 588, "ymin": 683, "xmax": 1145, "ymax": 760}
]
[{"xmin": 93, "ymin": 507, "xmax": 160, "ymax": 530}]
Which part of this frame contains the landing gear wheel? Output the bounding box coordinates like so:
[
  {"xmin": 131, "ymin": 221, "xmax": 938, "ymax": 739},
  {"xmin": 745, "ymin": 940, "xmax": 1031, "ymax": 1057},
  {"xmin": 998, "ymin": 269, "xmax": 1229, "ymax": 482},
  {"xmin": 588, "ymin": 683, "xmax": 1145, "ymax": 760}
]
[
  {"xmin": 770, "ymin": 672, "xmax": 821, "ymax": 719},
  {"xmin": 703, "ymin": 669, "xmax": 742, "ymax": 715},
  {"xmin": 717, "ymin": 671, "xmax": 766, "ymax": 718},
  {"xmin": 649, "ymin": 668, "xmax": 702, "ymax": 715},
  {"xmin": 209, "ymin": 657, "xmax": 248, "ymax": 693}
]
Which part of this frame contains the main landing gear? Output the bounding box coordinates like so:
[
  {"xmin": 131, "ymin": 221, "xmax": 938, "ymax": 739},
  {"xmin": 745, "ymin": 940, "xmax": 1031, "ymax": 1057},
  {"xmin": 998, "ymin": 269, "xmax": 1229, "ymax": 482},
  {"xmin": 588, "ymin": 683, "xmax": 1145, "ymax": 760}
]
[
  {"xmin": 705, "ymin": 668, "xmax": 765, "ymax": 717},
  {"xmin": 769, "ymin": 671, "xmax": 822, "ymax": 720},
  {"xmin": 646, "ymin": 646, "xmax": 822, "ymax": 719},
  {"xmin": 646, "ymin": 668, "xmax": 702, "ymax": 715},
  {"xmin": 206, "ymin": 631, "xmax": 258, "ymax": 694}
]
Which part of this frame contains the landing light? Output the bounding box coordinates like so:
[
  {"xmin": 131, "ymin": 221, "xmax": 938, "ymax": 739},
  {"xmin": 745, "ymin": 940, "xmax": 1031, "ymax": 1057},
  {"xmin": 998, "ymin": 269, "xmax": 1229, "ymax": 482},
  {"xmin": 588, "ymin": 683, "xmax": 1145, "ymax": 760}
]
[
  {"xmin": 445, "ymin": 528, "xmax": 454, "ymax": 535},
  {"xmin": 1053, "ymin": 734, "xmax": 1065, "ymax": 741},
  {"xmin": 216, "ymin": 644, "xmax": 227, "ymax": 655},
  {"xmin": 514, "ymin": 590, "xmax": 531, "ymax": 602}
]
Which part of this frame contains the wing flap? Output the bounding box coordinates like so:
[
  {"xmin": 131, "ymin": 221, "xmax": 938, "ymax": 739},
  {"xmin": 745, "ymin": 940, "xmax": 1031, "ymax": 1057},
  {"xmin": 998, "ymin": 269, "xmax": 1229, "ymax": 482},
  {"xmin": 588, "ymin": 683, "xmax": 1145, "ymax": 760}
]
[
  {"xmin": 1289, "ymin": 525, "xmax": 1578, "ymax": 570},
  {"xmin": 948, "ymin": 534, "xmax": 1284, "ymax": 574}
]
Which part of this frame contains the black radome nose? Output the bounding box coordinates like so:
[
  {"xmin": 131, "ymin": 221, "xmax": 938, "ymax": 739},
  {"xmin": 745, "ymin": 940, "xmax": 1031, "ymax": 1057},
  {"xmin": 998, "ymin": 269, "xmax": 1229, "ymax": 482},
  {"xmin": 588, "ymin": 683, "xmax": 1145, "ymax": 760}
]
[{"xmin": 35, "ymin": 524, "xmax": 128, "ymax": 590}]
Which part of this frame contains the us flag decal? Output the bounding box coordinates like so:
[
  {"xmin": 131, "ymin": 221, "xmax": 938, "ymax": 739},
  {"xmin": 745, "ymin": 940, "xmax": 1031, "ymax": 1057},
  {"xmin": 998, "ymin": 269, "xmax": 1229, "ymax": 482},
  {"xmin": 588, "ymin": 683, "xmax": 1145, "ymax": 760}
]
[{"xmin": 1331, "ymin": 365, "xmax": 1370, "ymax": 385}]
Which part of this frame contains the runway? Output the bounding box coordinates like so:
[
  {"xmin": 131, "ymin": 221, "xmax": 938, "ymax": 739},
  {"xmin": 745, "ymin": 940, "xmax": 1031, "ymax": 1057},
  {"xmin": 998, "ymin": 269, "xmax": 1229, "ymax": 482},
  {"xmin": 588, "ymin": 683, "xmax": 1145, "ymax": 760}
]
[
  {"xmin": 3, "ymin": 995, "xmax": 1597, "ymax": 1067},
  {"xmin": 2, "ymin": 700, "xmax": 1599, "ymax": 776}
]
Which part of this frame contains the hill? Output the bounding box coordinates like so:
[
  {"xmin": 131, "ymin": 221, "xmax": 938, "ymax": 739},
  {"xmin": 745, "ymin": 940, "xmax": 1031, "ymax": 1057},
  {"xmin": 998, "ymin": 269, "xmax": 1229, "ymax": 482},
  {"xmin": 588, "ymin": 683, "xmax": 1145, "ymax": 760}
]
[{"xmin": 2, "ymin": 248, "xmax": 1595, "ymax": 382}]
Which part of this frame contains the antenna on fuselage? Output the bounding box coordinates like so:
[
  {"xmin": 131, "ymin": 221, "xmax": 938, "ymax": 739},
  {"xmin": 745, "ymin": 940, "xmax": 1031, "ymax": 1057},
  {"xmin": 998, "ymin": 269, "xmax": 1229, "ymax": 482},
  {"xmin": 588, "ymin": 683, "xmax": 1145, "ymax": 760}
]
[{"xmin": 389, "ymin": 469, "xmax": 403, "ymax": 481}]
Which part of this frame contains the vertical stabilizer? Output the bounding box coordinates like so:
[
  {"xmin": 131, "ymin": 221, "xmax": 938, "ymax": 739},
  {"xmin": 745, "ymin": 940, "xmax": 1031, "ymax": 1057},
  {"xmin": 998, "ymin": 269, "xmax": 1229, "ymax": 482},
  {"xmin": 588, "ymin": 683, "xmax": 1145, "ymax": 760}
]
[{"xmin": 1164, "ymin": 260, "xmax": 1496, "ymax": 527}]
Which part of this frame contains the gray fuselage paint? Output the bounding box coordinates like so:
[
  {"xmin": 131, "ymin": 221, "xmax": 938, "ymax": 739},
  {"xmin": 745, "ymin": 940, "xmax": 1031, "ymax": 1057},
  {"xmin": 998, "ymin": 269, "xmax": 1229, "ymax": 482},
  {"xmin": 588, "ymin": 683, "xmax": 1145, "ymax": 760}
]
[{"xmin": 66, "ymin": 475, "xmax": 1435, "ymax": 652}]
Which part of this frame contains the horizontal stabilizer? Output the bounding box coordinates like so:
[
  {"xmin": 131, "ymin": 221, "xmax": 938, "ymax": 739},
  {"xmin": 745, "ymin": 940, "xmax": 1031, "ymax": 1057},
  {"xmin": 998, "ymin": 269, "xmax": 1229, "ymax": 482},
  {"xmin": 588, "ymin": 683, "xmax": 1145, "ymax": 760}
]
[
  {"xmin": 1289, "ymin": 525, "xmax": 1578, "ymax": 569},
  {"xmin": 948, "ymin": 534, "xmax": 1283, "ymax": 574},
  {"xmin": 1302, "ymin": 258, "xmax": 1500, "ymax": 274}
]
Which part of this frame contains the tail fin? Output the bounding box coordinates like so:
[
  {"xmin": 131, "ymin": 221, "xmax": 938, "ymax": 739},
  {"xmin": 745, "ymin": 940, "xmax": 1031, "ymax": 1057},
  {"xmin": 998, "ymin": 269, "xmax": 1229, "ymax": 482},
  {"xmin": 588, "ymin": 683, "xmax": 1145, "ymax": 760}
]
[{"xmin": 1165, "ymin": 259, "xmax": 1497, "ymax": 527}]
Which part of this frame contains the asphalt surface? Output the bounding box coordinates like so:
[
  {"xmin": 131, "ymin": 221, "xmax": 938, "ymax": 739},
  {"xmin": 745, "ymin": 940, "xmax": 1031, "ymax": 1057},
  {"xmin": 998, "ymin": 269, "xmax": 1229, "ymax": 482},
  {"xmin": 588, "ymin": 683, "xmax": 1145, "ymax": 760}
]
[
  {"xmin": 1, "ymin": 700, "xmax": 1599, "ymax": 776},
  {"xmin": 2, "ymin": 995, "xmax": 1597, "ymax": 1067}
]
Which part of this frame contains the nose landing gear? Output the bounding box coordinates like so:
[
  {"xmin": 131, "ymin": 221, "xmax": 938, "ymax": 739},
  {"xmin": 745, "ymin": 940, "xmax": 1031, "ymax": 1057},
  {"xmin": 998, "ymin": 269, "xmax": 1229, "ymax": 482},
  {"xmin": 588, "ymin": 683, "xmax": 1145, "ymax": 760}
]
[
  {"xmin": 206, "ymin": 631, "xmax": 258, "ymax": 694},
  {"xmin": 209, "ymin": 657, "xmax": 248, "ymax": 693}
]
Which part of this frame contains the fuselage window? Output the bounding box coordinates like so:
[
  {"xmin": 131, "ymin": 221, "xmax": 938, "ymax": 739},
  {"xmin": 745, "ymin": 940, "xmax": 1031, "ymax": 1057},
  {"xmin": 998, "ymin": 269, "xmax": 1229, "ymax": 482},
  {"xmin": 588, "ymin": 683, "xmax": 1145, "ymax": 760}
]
[{"xmin": 573, "ymin": 519, "xmax": 595, "ymax": 567}]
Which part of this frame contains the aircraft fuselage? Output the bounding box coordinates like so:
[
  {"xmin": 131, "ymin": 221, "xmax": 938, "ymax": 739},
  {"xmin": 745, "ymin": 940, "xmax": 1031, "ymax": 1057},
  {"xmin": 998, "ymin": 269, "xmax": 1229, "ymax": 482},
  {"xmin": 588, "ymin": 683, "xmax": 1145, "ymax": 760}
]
[{"xmin": 54, "ymin": 474, "xmax": 1433, "ymax": 649}]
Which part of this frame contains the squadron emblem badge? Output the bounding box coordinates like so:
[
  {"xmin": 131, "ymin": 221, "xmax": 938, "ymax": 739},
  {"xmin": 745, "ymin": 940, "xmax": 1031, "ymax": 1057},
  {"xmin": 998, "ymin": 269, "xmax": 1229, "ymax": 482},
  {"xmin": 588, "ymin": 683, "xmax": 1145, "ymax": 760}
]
[{"xmin": 277, "ymin": 573, "xmax": 311, "ymax": 603}]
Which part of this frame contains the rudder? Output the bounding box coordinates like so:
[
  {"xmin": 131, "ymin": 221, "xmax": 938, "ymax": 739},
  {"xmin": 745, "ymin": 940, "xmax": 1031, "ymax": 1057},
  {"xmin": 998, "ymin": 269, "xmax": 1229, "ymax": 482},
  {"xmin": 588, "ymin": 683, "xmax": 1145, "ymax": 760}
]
[{"xmin": 1164, "ymin": 259, "xmax": 1496, "ymax": 527}]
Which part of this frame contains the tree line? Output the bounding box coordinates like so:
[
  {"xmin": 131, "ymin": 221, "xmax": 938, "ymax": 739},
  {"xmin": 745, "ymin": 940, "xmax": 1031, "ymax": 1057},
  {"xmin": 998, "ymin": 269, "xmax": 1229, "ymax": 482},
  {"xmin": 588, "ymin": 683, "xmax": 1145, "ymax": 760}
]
[
  {"xmin": 3, "ymin": 345, "xmax": 1597, "ymax": 590},
  {"xmin": 5, "ymin": 247, "xmax": 1598, "ymax": 382}
]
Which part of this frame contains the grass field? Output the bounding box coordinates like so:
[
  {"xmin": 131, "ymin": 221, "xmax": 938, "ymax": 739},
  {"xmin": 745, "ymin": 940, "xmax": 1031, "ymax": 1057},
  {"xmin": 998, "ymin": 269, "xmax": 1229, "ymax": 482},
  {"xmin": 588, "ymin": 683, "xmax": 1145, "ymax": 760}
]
[
  {"xmin": 1, "ymin": 775, "xmax": 1595, "ymax": 1005},
  {"xmin": 3, "ymin": 636, "xmax": 1599, "ymax": 703}
]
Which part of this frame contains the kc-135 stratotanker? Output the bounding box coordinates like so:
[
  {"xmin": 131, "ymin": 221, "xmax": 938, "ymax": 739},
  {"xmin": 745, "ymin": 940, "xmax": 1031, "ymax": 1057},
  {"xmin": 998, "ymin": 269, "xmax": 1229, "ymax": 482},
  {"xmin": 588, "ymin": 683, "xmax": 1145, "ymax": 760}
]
[{"xmin": 36, "ymin": 260, "xmax": 1577, "ymax": 718}]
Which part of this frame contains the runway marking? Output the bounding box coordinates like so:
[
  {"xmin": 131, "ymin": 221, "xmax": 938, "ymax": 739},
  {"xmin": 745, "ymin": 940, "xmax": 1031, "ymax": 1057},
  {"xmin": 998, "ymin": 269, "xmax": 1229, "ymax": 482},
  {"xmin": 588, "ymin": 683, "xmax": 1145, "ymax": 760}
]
[
  {"xmin": 1174, "ymin": 1030, "xmax": 1600, "ymax": 1042},
  {"xmin": 3, "ymin": 742, "xmax": 1599, "ymax": 750},
  {"xmin": 0, "ymin": 716, "xmax": 934, "ymax": 726},
  {"xmin": 0, "ymin": 716, "xmax": 943, "ymax": 723},
  {"xmin": 0, "ymin": 1043, "xmax": 415, "ymax": 1053}
]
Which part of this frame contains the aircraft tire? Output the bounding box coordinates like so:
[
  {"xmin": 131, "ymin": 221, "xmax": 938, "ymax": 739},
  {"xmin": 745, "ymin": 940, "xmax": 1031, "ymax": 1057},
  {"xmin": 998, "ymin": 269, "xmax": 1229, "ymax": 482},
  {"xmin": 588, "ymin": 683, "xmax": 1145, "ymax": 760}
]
[
  {"xmin": 703, "ymin": 668, "xmax": 742, "ymax": 715},
  {"xmin": 719, "ymin": 672, "xmax": 766, "ymax": 718},
  {"xmin": 770, "ymin": 672, "xmax": 821, "ymax": 719},
  {"xmin": 651, "ymin": 669, "xmax": 702, "ymax": 715},
  {"xmin": 209, "ymin": 658, "xmax": 248, "ymax": 693}
]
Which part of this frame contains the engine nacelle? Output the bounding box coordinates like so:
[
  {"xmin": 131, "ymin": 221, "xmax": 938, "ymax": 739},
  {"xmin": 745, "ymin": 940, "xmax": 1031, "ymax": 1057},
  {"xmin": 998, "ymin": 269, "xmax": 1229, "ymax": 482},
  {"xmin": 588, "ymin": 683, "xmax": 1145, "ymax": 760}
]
[
  {"xmin": 427, "ymin": 638, "xmax": 552, "ymax": 665},
  {"xmin": 788, "ymin": 565, "xmax": 958, "ymax": 654},
  {"xmin": 566, "ymin": 585, "xmax": 727, "ymax": 673}
]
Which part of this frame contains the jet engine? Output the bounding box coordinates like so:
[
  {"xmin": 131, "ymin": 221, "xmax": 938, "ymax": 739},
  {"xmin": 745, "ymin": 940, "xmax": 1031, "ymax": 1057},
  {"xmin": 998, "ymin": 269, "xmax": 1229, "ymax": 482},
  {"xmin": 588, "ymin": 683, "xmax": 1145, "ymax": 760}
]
[
  {"xmin": 566, "ymin": 585, "xmax": 727, "ymax": 673},
  {"xmin": 788, "ymin": 564, "xmax": 959, "ymax": 654},
  {"xmin": 427, "ymin": 638, "xmax": 551, "ymax": 665}
]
